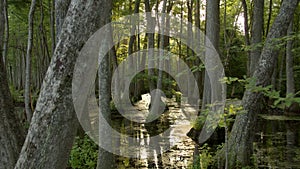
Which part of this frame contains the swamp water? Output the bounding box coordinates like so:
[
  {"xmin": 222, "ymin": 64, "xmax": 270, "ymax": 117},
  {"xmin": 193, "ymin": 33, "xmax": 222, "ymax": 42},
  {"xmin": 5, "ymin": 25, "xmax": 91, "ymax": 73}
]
[
  {"xmin": 111, "ymin": 95, "xmax": 300, "ymax": 168},
  {"xmin": 15, "ymin": 95, "xmax": 300, "ymax": 168}
]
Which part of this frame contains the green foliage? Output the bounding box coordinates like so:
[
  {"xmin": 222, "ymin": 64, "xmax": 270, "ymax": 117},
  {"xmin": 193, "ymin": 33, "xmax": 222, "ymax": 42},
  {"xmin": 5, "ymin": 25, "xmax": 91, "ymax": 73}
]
[
  {"xmin": 245, "ymin": 77, "xmax": 300, "ymax": 109},
  {"xmin": 188, "ymin": 144, "xmax": 215, "ymax": 169},
  {"xmin": 117, "ymin": 157, "xmax": 131, "ymax": 169},
  {"xmin": 219, "ymin": 103, "xmax": 243, "ymax": 128},
  {"xmin": 220, "ymin": 76, "xmax": 240, "ymax": 85},
  {"xmin": 110, "ymin": 101, "xmax": 117, "ymax": 111},
  {"xmin": 199, "ymin": 144, "xmax": 214, "ymax": 169},
  {"xmin": 9, "ymin": 85, "xmax": 24, "ymax": 102},
  {"xmin": 192, "ymin": 109, "xmax": 208, "ymax": 130},
  {"xmin": 68, "ymin": 135, "xmax": 98, "ymax": 169},
  {"xmin": 174, "ymin": 90, "xmax": 182, "ymax": 103},
  {"xmin": 222, "ymin": 76, "xmax": 300, "ymax": 109},
  {"xmin": 191, "ymin": 64, "xmax": 205, "ymax": 73},
  {"xmin": 193, "ymin": 102, "xmax": 242, "ymax": 130}
]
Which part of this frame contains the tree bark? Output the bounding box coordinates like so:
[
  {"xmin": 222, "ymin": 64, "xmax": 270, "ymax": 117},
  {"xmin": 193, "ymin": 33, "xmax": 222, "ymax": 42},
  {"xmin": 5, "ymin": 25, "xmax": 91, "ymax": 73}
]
[
  {"xmin": 266, "ymin": 0, "xmax": 273, "ymax": 36},
  {"xmin": 15, "ymin": 1, "xmax": 105, "ymax": 168},
  {"xmin": 224, "ymin": 0, "xmax": 299, "ymax": 167},
  {"xmin": 25, "ymin": 0, "xmax": 36, "ymax": 123},
  {"xmin": 145, "ymin": 0, "xmax": 156, "ymax": 92},
  {"xmin": 193, "ymin": 0, "xmax": 203, "ymax": 98},
  {"xmin": 187, "ymin": 0, "xmax": 195, "ymax": 102},
  {"xmin": 96, "ymin": 0, "xmax": 116, "ymax": 168},
  {"xmin": 0, "ymin": 1, "xmax": 25, "ymax": 167},
  {"xmin": 156, "ymin": 0, "xmax": 167, "ymax": 91},
  {"xmin": 50, "ymin": 0, "xmax": 56, "ymax": 54},
  {"xmin": 202, "ymin": 0, "xmax": 220, "ymax": 109},
  {"xmin": 249, "ymin": 0, "xmax": 264, "ymax": 76},
  {"xmin": 0, "ymin": 54, "xmax": 25, "ymax": 169},
  {"xmin": 128, "ymin": 0, "xmax": 140, "ymax": 100},
  {"xmin": 241, "ymin": 0, "xmax": 251, "ymax": 75},
  {"xmin": 55, "ymin": 0, "xmax": 71, "ymax": 41},
  {"xmin": 286, "ymin": 20, "xmax": 295, "ymax": 95},
  {"xmin": 277, "ymin": 51, "xmax": 284, "ymax": 91},
  {"xmin": 2, "ymin": 0, "xmax": 8, "ymax": 65}
]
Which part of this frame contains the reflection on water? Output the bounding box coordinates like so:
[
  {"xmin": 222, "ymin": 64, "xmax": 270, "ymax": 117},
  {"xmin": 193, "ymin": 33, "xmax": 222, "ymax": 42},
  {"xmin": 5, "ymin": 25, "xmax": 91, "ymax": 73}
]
[
  {"xmin": 112, "ymin": 95, "xmax": 195, "ymax": 169},
  {"xmin": 254, "ymin": 117, "xmax": 300, "ymax": 168},
  {"xmin": 112, "ymin": 95, "xmax": 300, "ymax": 168}
]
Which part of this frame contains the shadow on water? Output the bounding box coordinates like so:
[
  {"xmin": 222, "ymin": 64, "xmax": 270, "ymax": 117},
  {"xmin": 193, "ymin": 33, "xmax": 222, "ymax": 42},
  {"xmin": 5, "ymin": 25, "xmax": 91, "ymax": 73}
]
[{"xmin": 254, "ymin": 115, "xmax": 300, "ymax": 168}]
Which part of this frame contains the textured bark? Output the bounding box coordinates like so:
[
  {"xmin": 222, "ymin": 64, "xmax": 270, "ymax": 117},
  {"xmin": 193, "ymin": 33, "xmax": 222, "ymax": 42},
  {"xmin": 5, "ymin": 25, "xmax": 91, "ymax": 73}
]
[
  {"xmin": 249, "ymin": 0, "xmax": 264, "ymax": 76},
  {"xmin": 0, "ymin": 58, "xmax": 24, "ymax": 169},
  {"xmin": 96, "ymin": 0, "xmax": 115, "ymax": 168},
  {"xmin": 145, "ymin": 0, "xmax": 156, "ymax": 92},
  {"xmin": 225, "ymin": 0, "xmax": 299, "ymax": 167},
  {"xmin": 286, "ymin": 20, "xmax": 295, "ymax": 95},
  {"xmin": 49, "ymin": 0, "xmax": 56, "ymax": 54},
  {"xmin": 277, "ymin": 51, "xmax": 284, "ymax": 90},
  {"xmin": 156, "ymin": 0, "xmax": 167, "ymax": 91},
  {"xmin": 266, "ymin": 0, "xmax": 273, "ymax": 36},
  {"xmin": 194, "ymin": 0, "xmax": 202, "ymax": 97},
  {"xmin": 241, "ymin": 0, "xmax": 250, "ymax": 46},
  {"xmin": 25, "ymin": 0, "xmax": 37, "ymax": 123},
  {"xmin": 0, "ymin": 1, "xmax": 25, "ymax": 168},
  {"xmin": 2, "ymin": 0, "xmax": 8, "ymax": 65},
  {"xmin": 187, "ymin": 0, "xmax": 195, "ymax": 102},
  {"xmin": 55, "ymin": 0, "xmax": 71, "ymax": 41},
  {"xmin": 128, "ymin": 0, "xmax": 140, "ymax": 57},
  {"xmin": 202, "ymin": 0, "xmax": 220, "ymax": 109},
  {"xmin": 15, "ymin": 1, "xmax": 104, "ymax": 168},
  {"xmin": 128, "ymin": 0, "xmax": 140, "ymax": 99},
  {"xmin": 241, "ymin": 0, "xmax": 251, "ymax": 75},
  {"xmin": 0, "ymin": 0, "xmax": 3, "ymax": 53}
]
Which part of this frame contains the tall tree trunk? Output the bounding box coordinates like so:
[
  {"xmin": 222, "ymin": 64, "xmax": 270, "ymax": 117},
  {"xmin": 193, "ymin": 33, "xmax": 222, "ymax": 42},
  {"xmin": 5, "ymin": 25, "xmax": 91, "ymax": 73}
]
[
  {"xmin": 187, "ymin": 0, "xmax": 195, "ymax": 102},
  {"xmin": 156, "ymin": 0, "xmax": 166, "ymax": 91},
  {"xmin": 96, "ymin": 0, "xmax": 116, "ymax": 168},
  {"xmin": 145, "ymin": 0, "xmax": 156, "ymax": 92},
  {"xmin": 55, "ymin": 0, "xmax": 71, "ymax": 41},
  {"xmin": 241, "ymin": 0, "xmax": 251, "ymax": 75},
  {"xmin": 193, "ymin": 0, "xmax": 202, "ymax": 160},
  {"xmin": 286, "ymin": 20, "xmax": 295, "ymax": 95},
  {"xmin": 0, "ymin": 1, "xmax": 24, "ymax": 167},
  {"xmin": 49, "ymin": 0, "xmax": 56, "ymax": 54},
  {"xmin": 202, "ymin": 0, "xmax": 220, "ymax": 109},
  {"xmin": 277, "ymin": 51, "xmax": 284, "ymax": 91},
  {"xmin": 266, "ymin": 0, "xmax": 273, "ymax": 37},
  {"xmin": 128, "ymin": 0, "xmax": 140, "ymax": 56},
  {"xmin": 0, "ymin": 52, "xmax": 25, "ymax": 169},
  {"xmin": 128, "ymin": 0, "xmax": 140, "ymax": 100},
  {"xmin": 38, "ymin": 0, "xmax": 51, "ymax": 91},
  {"xmin": 224, "ymin": 0, "xmax": 299, "ymax": 167},
  {"xmin": 15, "ymin": 1, "xmax": 105, "ymax": 168},
  {"xmin": 25, "ymin": 0, "xmax": 37, "ymax": 123},
  {"xmin": 271, "ymin": 55, "xmax": 278, "ymax": 90},
  {"xmin": 249, "ymin": 0, "xmax": 264, "ymax": 76},
  {"xmin": 2, "ymin": 0, "xmax": 8, "ymax": 65}
]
